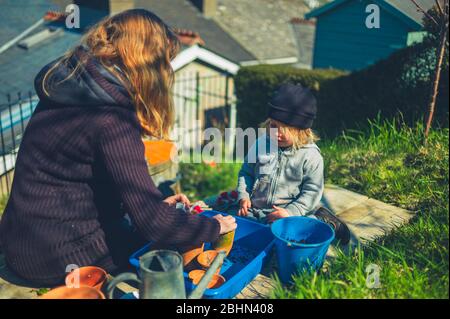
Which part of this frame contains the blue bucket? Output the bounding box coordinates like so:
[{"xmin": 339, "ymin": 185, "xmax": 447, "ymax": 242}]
[{"xmin": 271, "ymin": 217, "xmax": 335, "ymax": 283}]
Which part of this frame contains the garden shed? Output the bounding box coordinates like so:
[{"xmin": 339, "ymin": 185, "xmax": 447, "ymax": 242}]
[{"xmin": 306, "ymin": 0, "xmax": 435, "ymax": 70}]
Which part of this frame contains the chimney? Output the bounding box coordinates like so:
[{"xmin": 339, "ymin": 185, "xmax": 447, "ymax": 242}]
[
  {"xmin": 108, "ymin": 0, "xmax": 134, "ymax": 15},
  {"xmin": 290, "ymin": 18, "xmax": 316, "ymax": 69},
  {"xmin": 191, "ymin": 0, "xmax": 217, "ymax": 18},
  {"xmin": 173, "ymin": 28, "xmax": 205, "ymax": 46}
]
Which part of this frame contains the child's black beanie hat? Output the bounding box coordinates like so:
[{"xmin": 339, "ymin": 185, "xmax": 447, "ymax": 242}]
[{"xmin": 268, "ymin": 83, "xmax": 317, "ymax": 129}]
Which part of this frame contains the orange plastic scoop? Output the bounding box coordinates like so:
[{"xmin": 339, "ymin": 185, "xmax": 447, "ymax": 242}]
[{"xmin": 188, "ymin": 269, "xmax": 225, "ymax": 289}]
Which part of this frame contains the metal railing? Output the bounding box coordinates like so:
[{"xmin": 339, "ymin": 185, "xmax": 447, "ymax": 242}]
[
  {"xmin": 0, "ymin": 92, "xmax": 39, "ymax": 196},
  {"xmin": 172, "ymin": 72, "xmax": 236, "ymax": 150}
]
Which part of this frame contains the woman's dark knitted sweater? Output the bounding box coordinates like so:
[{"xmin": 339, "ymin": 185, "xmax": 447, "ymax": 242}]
[{"xmin": 0, "ymin": 48, "xmax": 220, "ymax": 286}]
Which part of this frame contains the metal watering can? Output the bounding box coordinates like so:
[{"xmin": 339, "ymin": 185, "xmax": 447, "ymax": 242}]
[{"xmin": 106, "ymin": 249, "xmax": 226, "ymax": 299}]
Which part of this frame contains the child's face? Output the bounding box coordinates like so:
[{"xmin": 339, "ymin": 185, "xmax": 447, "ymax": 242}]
[{"xmin": 268, "ymin": 119, "xmax": 294, "ymax": 147}]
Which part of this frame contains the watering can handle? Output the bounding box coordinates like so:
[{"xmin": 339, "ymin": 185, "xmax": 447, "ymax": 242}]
[
  {"xmin": 188, "ymin": 250, "xmax": 226, "ymax": 299},
  {"xmin": 106, "ymin": 272, "xmax": 141, "ymax": 299}
]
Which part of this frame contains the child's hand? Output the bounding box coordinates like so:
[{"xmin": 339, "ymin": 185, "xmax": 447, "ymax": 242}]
[
  {"xmin": 238, "ymin": 198, "xmax": 251, "ymax": 216},
  {"xmin": 266, "ymin": 205, "xmax": 290, "ymax": 223}
]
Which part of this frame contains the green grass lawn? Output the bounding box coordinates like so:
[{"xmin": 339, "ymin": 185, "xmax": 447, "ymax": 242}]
[
  {"xmin": 271, "ymin": 118, "xmax": 449, "ymax": 298},
  {"xmin": 180, "ymin": 160, "xmax": 241, "ymax": 201}
]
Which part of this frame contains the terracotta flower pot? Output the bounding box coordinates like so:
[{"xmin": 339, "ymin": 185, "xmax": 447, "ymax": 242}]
[
  {"xmin": 188, "ymin": 269, "xmax": 226, "ymax": 289},
  {"xmin": 197, "ymin": 250, "xmax": 222, "ymax": 274},
  {"xmin": 40, "ymin": 286, "xmax": 105, "ymax": 299},
  {"xmin": 181, "ymin": 243, "xmax": 205, "ymax": 269},
  {"xmin": 65, "ymin": 266, "xmax": 107, "ymax": 291},
  {"xmin": 212, "ymin": 229, "xmax": 235, "ymax": 256}
]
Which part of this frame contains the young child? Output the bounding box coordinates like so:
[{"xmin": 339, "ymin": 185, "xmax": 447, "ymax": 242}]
[{"xmin": 235, "ymin": 83, "xmax": 350, "ymax": 244}]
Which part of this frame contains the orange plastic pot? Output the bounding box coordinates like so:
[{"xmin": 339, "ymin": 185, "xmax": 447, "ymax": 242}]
[
  {"xmin": 197, "ymin": 250, "xmax": 222, "ymax": 274},
  {"xmin": 65, "ymin": 266, "xmax": 107, "ymax": 291},
  {"xmin": 40, "ymin": 286, "xmax": 105, "ymax": 299},
  {"xmin": 212, "ymin": 229, "xmax": 235, "ymax": 256},
  {"xmin": 143, "ymin": 140, "xmax": 176, "ymax": 165},
  {"xmin": 142, "ymin": 140, "xmax": 177, "ymax": 176},
  {"xmin": 181, "ymin": 243, "xmax": 204, "ymax": 269},
  {"xmin": 188, "ymin": 269, "xmax": 226, "ymax": 289}
]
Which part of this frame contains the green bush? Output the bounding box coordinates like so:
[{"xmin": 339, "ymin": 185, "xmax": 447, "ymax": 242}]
[
  {"xmin": 234, "ymin": 65, "xmax": 346, "ymax": 131},
  {"xmin": 179, "ymin": 162, "xmax": 241, "ymax": 201},
  {"xmin": 317, "ymin": 40, "xmax": 449, "ymax": 136}
]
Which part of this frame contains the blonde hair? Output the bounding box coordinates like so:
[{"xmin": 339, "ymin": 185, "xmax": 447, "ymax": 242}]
[
  {"xmin": 42, "ymin": 9, "xmax": 180, "ymax": 140},
  {"xmin": 263, "ymin": 118, "xmax": 319, "ymax": 149}
]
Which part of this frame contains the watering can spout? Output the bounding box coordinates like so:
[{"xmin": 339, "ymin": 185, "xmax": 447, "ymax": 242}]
[{"xmin": 188, "ymin": 250, "xmax": 226, "ymax": 299}]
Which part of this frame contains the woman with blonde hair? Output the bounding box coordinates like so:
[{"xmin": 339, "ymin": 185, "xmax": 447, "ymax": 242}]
[{"xmin": 0, "ymin": 9, "xmax": 236, "ymax": 286}]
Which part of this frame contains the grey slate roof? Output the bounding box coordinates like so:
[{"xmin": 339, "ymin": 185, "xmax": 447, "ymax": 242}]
[
  {"xmin": 385, "ymin": 0, "xmax": 436, "ymax": 26},
  {"xmin": 0, "ymin": 30, "xmax": 80, "ymax": 98},
  {"xmin": 134, "ymin": 0, "xmax": 256, "ymax": 63},
  {"xmin": 212, "ymin": 0, "xmax": 324, "ymax": 62},
  {"xmin": 0, "ymin": 0, "xmax": 256, "ymax": 106},
  {"xmin": 0, "ymin": 0, "xmax": 58, "ymax": 44},
  {"xmin": 0, "ymin": 0, "xmax": 81, "ymax": 105}
]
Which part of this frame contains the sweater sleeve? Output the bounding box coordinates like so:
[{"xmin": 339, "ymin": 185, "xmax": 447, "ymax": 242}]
[
  {"xmin": 97, "ymin": 110, "xmax": 220, "ymax": 246},
  {"xmin": 237, "ymin": 138, "xmax": 261, "ymax": 201},
  {"xmin": 237, "ymin": 158, "xmax": 255, "ymax": 201}
]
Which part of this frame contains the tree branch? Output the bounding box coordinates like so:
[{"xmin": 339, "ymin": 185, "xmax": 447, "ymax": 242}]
[
  {"xmin": 410, "ymin": 0, "xmax": 439, "ymax": 26},
  {"xmin": 435, "ymin": 0, "xmax": 444, "ymax": 16},
  {"xmin": 424, "ymin": 18, "xmax": 448, "ymax": 144}
]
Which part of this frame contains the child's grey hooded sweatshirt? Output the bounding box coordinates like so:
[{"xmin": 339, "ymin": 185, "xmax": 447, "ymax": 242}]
[{"xmin": 237, "ymin": 134, "xmax": 324, "ymax": 216}]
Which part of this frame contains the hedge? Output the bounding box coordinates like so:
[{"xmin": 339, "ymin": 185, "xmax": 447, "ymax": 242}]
[
  {"xmin": 235, "ymin": 41, "xmax": 449, "ymax": 137},
  {"xmin": 234, "ymin": 65, "xmax": 345, "ymax": 132}
]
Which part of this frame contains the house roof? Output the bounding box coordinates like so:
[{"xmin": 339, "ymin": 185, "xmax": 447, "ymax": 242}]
[
  {"xmin": 385, "ymin": 0, "xmax": 437, "ymax": 26},
  {"xmin": 0, "ymin": 0, "xmax": 58, "ymax": 45},
  {"xmin": 0, "ymin": 0, "xmax": 81, "ymax": 103},
  {"xmin": 212, "ymin": 0, "xmax": 316, "ymax": 63},
  {"xmin": 134, "ymin": 0, "xmax": 256, "ymax": 64},
  {"xmin": 305, "ymin": 0, "xmax": 436, "ymax": 30},
  {"xmin": 171, "ymin": 44, "xmax": 240, "ymax": 74},
  {"xmin": 0, "ymin": 29, "xmax": 80, "ymax": 98},
  {"xmin": 0, "ymin": 0, "xmax": 255, "ymax": 106}
]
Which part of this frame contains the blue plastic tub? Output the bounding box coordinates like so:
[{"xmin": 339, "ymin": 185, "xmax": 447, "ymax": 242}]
[
  {"xmin": 129, "ymin": 210, "xmax": 275, "ymax": 299},
  {"xmin": 271, "ymin": 216, "xmax": 335, "ymax": 283}
]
